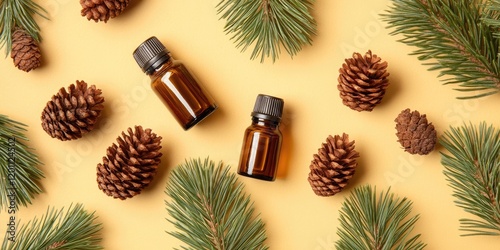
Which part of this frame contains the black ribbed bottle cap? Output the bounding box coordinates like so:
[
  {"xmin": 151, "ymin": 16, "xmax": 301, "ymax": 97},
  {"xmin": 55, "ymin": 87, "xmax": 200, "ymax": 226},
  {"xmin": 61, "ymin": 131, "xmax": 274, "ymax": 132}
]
[
  {"xmin": 251, "ymin": 94, "xmax": 284, "ymax": 123},
  {"xmin": 133, "ymin": 36, "xmax": 170, "ymax": 74}
]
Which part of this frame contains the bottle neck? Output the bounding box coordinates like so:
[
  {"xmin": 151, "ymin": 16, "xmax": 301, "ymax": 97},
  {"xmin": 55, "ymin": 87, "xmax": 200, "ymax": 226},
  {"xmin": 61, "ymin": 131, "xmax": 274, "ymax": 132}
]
[
  {"xmin": 145, "ymin": 55, "xmax": 173, "ymax": 76},
  {"xmin": 251, "ymin": 116, "xmax": 280, "ymax": 128},
  {"xmin": 147, "ymin": 59, "xmax": 174, "ymax": 80}
]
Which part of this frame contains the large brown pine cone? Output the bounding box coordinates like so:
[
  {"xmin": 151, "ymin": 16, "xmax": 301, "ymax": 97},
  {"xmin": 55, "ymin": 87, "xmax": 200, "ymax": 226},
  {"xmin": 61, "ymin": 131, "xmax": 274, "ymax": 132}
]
[
  {"xmin": 80, "ymin": 0, "xmax": 130, "ymax": 23},
  {"xmin": 11, "ymin": 27, "xmax": 41, "ymax": 72},
  {"xmin": 338, "ymin": 50, "xmax": 390, "ymax": 112},
  {"xmin": 308, "ymin": 134, "xmax": 359, "ymax": 197},
  {"xmin": 395, "ymin": 109, "xmax": 437, "ymax": 155},
  {"xmin": 41, "ymin": 80, "xmax": 104, "ymax": 141},
  {"xmin": 97, "ymin": 126, "xmax": 163, "ymax": 200}
]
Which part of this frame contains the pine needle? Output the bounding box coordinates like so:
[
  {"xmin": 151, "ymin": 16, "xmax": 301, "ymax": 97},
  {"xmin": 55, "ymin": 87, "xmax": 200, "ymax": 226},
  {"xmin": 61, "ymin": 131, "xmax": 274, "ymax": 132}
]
[
  {"xmin": 165, "ymin": 158, "xmax": 268, "ymax": 250},
  {"xmin": 383, "ymin": 0, "xmax": 500, "ymax": 99},
  {"xmin": 1, "ymin": 203, "xmax": 103, "ymax": 250},
  {"xmin": 484, "ymin": 0, "xmax": 500, "ymax": 45},
  {"xmin": 0, "ymin": 114, "xmax": 44, "ymax": 211},
  {"xmin": 440, "ymin": 122, "xmax": 500, "ymax": 236},
  {"xmin": 216, "ymin": 0, "xmax": 317, "ymax": 62},
  {"xmin": 335, "ymin": 185, "xmax": 426, "ymax": 250},
  {"xmin": 0, "ymin": 0, "xmax": 47, "ymax": 56}
]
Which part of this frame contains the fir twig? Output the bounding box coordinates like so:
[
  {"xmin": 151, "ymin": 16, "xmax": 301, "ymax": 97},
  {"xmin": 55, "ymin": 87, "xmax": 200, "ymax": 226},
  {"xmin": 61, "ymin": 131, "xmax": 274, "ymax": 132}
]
[
  {"xmin": 335, "ymin": 185, "xmax": 426, "ymax": 250},
  {"xmin": 165, "ymin": 158, "xmax": 268, "ymax": 250},
  {"xmin": 1, "ymin": 203, "xmax": 103, "ymax": 250},
  {"xmin": 440, "ymin": 122, "xmax": 500, "ymax": 236},
  {"xmin": 0, "ymin": 114, "xmax": 44, "ymax": 211},
  {"xmin": 484, "ymin": 0, "xmax": 500, "ymax": 42},
  {"xmin": 0, "ymin": 0, "xmax": 47, "ymax": 55},
  {"xmin": 216, "ymin": 0, "xmax": 317, "ymax": 62},
  {"xmin": 383, "ymin": 0, "xmax": 500, "ymax": 99}
]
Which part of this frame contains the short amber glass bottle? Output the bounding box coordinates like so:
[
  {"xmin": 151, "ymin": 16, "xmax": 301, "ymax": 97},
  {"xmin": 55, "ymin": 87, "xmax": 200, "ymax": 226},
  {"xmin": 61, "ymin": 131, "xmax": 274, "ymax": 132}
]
[
  {"xmin": 238, "ymin": 94, "xmax": 284, "ymax": 181},
  {"xmin": 133, "ymin": 36, "xmax": 217, "ymax": 130}
]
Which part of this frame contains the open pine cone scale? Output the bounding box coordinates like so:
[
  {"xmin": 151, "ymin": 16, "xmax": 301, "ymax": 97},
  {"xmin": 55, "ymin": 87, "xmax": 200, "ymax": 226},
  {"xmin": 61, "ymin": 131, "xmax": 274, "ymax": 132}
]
[
  {"xmin": 338, "ymin": 50, "xmax": 390, "ymax": 111},
  {"xmin": 97, "ymin": 126, "xmax": 162, "ymax": 200},
  {"xmin": 80, "ymin": 0, "xmax": 130, "ymax": 22},
  {"xmin": 308, "ymin": 134, "xmax": 359, "ymax": 197},
  {"xmin": 41, "ymin": 81, "xmax": 104, "ymax": 141}
]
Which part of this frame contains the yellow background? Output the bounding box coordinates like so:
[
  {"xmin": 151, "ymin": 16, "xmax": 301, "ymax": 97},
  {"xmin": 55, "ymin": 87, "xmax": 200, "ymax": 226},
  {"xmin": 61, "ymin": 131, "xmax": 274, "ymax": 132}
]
[{"xmin": 1, "ymin": 0, "xmax": 500, "ymax": 249}]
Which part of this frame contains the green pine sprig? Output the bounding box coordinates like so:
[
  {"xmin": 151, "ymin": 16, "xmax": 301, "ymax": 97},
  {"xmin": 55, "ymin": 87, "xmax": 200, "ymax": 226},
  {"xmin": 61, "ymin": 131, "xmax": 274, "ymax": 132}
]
[
  {"xmin": 383, "ymin": 0, "xmax": 500, "ymax": 99},
  {"xmin": 0, "ymin": 114, "xmax": 44, "ymax": 211},
  {"xmin": 1, "ymin": 203, "xmax": 103, "ymax": 250},
  {"xmin": 440, "ymin": 122, "xmax": 500, "ymax": 236},
  {"xmin": 484, "ymin": 0, "xmax": 500, "ymax": 43},
  {"xmin": 0, "ymin": 0, "xmax": 47, "ymax": 55},
  {"xmin": 165, "ymin": 158, "xmax": 268, "ymax": 250},
  {"xmin": 216, "ymin": 0, "xmax": 317, "ymax": 62},
  {"xmin": 335, "ymin": 185, "xmax": 426, "ymax": 250}
]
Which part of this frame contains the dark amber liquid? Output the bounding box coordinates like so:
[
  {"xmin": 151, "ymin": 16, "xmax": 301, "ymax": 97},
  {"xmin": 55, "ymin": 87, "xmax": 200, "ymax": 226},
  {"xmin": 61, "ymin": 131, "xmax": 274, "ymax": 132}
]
[
  {"xmin": 150, "ymin": 60, "xmax": 217, "ymax": 130},
  {"xmin": 238, "ymin": 119, "xmax": 282, "ymax": 181}
]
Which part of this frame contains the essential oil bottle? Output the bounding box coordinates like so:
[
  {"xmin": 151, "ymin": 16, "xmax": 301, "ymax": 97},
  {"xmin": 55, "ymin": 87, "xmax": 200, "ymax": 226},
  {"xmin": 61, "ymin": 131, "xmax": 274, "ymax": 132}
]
[
  {"xmin": 238, "ymin": 94, "xmax": 284, "ymax": 181},
  {"xmin": 133, "ymin": 36, "xmax": 217, "ymax": 130}
]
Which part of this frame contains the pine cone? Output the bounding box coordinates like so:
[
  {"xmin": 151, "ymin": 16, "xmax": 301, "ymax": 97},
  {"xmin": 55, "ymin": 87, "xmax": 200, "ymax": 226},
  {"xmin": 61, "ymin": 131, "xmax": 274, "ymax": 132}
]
[
  {"xmin": 97, "ymin": 126, "xmax": 162, "ymax": 200},
  {"xmin": 308, "ymin": 134, "xmax": 359, "ymax": 197},
  {"xmin": 11, "ymin": 27, "xmax": 41, "ymax": 72},
  {"xmin": 80, "ymin": 0, "xmax": 130, "ymax": 23},
  {"xmin": 395, "ymin": 109, "xmax": 437, "ymax": 155},
  {"xmin": 41, "ymin": 80, "xmax": 104, "ymax": 141},
  {"xmin": 338, "ymin": 50, "xmax": 390, "ymax": 112}
]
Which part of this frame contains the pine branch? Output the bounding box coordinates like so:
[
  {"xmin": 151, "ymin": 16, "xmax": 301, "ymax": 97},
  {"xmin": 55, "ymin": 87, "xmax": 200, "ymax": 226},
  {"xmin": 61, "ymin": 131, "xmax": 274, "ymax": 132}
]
[
  {"xmin": 165, "ymin": 158, "xmax": 268, "ymax": 250},
  {"xmin": 440, "ymin": 122, "xmax": 500, "ymax": 236},
  {"xmin": 1, "ymin": 203, "xmax": 103, "ymax": 250},
  {"xmin": 216, "ymin": 0, "xmax": 317, "ymax": 62},
  {"xmin": 0, "ymin": 114, "xmax": 44, "ymax": 211},
  {"xmin": 0, "ymin": 0, "xmax": 47, "ymax": 55},
  {"xmin": 383, "ymin": 0, "xmax": 500, "ymax": 99},
  {"xmin": 484, "ymin": 0, "xmax": 500, "ymax": 43},
  {"xmin": 335, "ymin": 185, "xmax": 426, "ymax": 250}
]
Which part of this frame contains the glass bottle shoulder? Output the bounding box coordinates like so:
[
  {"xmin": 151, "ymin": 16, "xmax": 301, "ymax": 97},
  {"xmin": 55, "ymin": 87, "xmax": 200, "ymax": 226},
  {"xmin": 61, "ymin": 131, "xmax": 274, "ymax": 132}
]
[
  {"xmin": 150, "ymin": 58, "xmax": 184, "ymax": 80},
  {"xmin": 247, "ymin": 120, "xmax": 281, "ymax": 135}
]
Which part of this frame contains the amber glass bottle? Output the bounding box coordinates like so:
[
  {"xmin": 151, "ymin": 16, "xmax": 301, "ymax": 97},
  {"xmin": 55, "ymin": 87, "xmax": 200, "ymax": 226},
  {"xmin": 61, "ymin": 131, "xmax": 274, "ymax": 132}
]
[
  {"xmin": 238, "ymin": 94, "xmax": 284, "ymax": 181},
  {"xmin": 133, "ymin": 36, "xmax": 217, "ymax": 130}
]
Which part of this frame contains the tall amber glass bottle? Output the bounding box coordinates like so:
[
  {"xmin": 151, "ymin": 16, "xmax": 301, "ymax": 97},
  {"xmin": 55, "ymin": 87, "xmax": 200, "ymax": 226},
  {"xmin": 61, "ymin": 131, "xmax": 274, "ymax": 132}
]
[
  {"xmin": 238, "ymin": 94, "xmax": 284, "ymax": 181},
  {"xmin": 133, "ymin": 36, "xmax": 217, "ymax": 130}
]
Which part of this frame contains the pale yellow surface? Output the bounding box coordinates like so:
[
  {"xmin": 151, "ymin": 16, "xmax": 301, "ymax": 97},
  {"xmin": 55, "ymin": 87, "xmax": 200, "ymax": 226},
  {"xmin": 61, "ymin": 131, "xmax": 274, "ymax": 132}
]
[{"xmin": 1, "ymin": 0, "xmax": 500, "ymax": 249}]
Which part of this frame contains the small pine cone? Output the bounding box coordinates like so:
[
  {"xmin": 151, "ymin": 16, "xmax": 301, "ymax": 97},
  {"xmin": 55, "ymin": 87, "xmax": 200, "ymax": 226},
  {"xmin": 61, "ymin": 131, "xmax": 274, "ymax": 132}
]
[
  {"xmin": 338, "ymin": 50, "xmax": 390, "ymax": 112},
  {"xmin": 41, "ymin": 80, "xmax": 104, "ymax": 141},
  {"xmin": 97, "ymin": 126, "xmax": 163, "ymax": 200},
  {"xmin": 395, "ymin": 109, "xmax": 437, "ymax": 155},
  {"xmin": 308, "ymin": 134, "xmax": 359, "ymax": 197},
  {"xmin": 11, "ymin": 27, "xmax": 41, "ymax": 72},
  {"xmin": 80, "ymin": 0, "xmax": 130, "ymax": 23}
]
